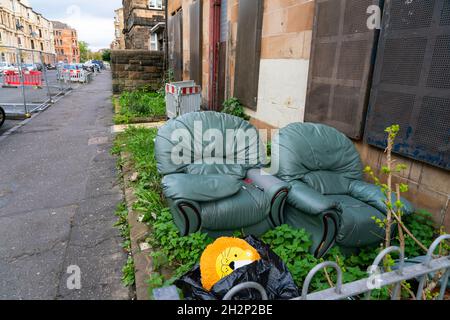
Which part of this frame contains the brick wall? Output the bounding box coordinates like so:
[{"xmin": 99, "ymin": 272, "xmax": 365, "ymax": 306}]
[
  {"xmin": 111, "ymin": 49, "xmax": 164, "ymax": 93},
  {"xmin": 355, "ymin": 142, "xmax": 450, "ymax": 232}
]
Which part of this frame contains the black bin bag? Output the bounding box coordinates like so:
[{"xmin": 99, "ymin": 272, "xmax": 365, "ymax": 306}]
[{"xmin": 175, "ymin": 236, "xmax": 300, "ymax": 300}]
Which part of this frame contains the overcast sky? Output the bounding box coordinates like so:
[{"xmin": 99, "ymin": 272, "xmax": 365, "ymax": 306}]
[{"xmin": 29, "ymin": 0, "xmax": 122, "ymax": 51}]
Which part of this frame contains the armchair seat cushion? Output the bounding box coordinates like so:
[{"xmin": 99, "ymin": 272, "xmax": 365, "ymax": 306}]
[
  {"xmin": 327, "ymin": 195, "xmax": 386, "ymax": 248},
  {"xmin": 162, "ymin": 174, "xmax": 242, "ymax": 202},
  {"xmin": 200, "ymin": 184, "xmax": 270, "ymax": 231}
]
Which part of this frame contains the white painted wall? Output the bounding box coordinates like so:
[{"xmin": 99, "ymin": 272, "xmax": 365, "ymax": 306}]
[{"xmin": 246, "ymin": 58, "xmax": 309, "ymax": 128}]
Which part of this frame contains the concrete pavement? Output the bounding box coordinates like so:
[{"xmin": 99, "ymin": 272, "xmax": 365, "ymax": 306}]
[{"xmin": 0, "ymin": 71, "xmax": 130, "ymax": 300}]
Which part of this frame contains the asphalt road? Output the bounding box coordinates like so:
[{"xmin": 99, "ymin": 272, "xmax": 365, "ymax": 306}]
[
  {"xmin": 0, "ymin": 118, "xmax": 20, "ymax": 136},
  {"xmin": 0, "ymin": 71, "xmax": 130, "ymax": 300}
]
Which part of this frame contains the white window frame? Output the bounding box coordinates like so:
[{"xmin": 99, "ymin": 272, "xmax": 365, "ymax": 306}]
[
  {"xmin": 150, "ymin": 33, "xmax": 158, "ymax": 51},
  {"xmin": 149, "ymin": 0, "xmax": 163, "ymax": 10}
]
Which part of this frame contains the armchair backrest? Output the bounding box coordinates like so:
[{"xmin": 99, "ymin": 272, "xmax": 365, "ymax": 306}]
[
  {"xmin": 155, "ymin": 111, "xmax": 265, "ymax": 178},
  {"xmin": 273, "ymin": 123, "xmax": 363, "ymax": 194}
]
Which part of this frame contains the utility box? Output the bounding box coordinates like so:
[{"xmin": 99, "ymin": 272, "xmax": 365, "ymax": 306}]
[{"xmin": 165, "ymin": 81, "xmax": 202, "ymax": 119}]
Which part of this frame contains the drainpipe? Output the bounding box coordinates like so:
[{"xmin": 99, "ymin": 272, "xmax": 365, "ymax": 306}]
[{"xmin": 208, "ymin": 0, "xmax": 221, "ymax": 111}]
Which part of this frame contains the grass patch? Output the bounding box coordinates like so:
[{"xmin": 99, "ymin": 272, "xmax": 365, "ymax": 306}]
[
  {"xmin": 113, "ymin": 127, "xmax": 442, "ymax": 299},
  {"xmin": 122, "ymin": 256, "xmax": 136, "ymax": 287},
  {"xmin": 114, "ymin": 202, "xmax": 134, "ymax": 287},
  {"xmin": 114, "ymin": 90, "xmax": 166, "ymax": 125}
]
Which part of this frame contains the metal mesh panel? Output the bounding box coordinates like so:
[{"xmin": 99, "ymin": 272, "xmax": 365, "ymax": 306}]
[
  {"xmin": 316, "ymin": 0, "xmax": 341, "ymax": 37},
  {"xmin": 365, "ymin": 0, "xmax": 450, "ymax": 170},
  {"xmin": 414, "ymin": 96, "xmax": 450, "ymax": 154},
  {"xmin": 343, "ymin": 0, "xmax": 377, "ymax": 34},
  {"xmin": 337, "ymin": 40, "xmax": 369, "ymax": 80},
  {"xmin": 332, "ymin": 86, "xmax": 360, "ymax": 124},
  {"xmin": 441, "ymin": 1, "xmax": 450, "ymax": 25},
  {"xmin": 427, "ymin": 35, "xmax": 450, "ymax": 89},
  {"xmin": 305, "ymin": 0, "xmax": 381, "ymax": 139},
  {"xmin": 366, "ymin": 91, "xmax": 415, "ymax": 143},
  {"xmin": 380, "ymin": 37, "xmax": 427, "ymax": 86},
  {"xmin": 313, "ymin": 43, "xmax": 337, "ymax": 78},
  {"xmin": 308, "ymin": 83, "xmax": 332, "ymax": 120},
  {"xmin": 390, "ymin": 0, "xmax": 435, "ymax": 30}
]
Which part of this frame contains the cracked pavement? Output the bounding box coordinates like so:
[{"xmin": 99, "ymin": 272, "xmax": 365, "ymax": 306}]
[{"xmin": 0, "ymin": 72, "xmax": 130, "ymax": 300}]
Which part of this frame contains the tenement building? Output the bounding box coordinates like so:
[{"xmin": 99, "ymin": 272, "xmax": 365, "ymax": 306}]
[
  {"xmin": 111, "ymin": 7, "xmax": 125, "ymax": 50},
  {"xmin": 52, "ymin": 21, "xmax": 80, "ymax": 63},
  {"xmin": 0, "ymin": 0, "xmax": 55, "ymax": 64},
  {"xmin": 122, "ymin": 0, "xmax": 165, "ymax": 50}
]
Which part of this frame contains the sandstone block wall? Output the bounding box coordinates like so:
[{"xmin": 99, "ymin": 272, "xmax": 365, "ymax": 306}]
[{"xmin": 111, "ymin": 49, "xmax": 164, "ymax": 93}]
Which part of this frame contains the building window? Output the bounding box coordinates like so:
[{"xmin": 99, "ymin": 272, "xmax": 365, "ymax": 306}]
[
  {"xmin": 149, "ymin": 0, "xmax": 163, "ymax": 10},
  {"xmin": 150, "ymin": 33, "xmax": 158, "ymax": 51}
]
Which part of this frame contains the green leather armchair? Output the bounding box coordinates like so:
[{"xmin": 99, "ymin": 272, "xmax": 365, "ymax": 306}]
[
  {"xmin": 272, "ymin": 123, "xmax": 414, "ymax": 257},
  {"xmin": 155, "ymin": 111, "xmax": 289, "ymax": 238}
]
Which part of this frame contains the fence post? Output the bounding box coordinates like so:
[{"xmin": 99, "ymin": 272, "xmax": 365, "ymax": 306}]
[
  {"xmin": 301, "ymin": 261, "xmax": 343, "ymax": 300},
  {"xmin": 16, "ymin": 48, "xmax": 28, "ymax": 117},
  {"xmin": 365, "ymin": 246, "xmax": 404, "ymax": 300},
  {"xmin": 40, "ymin": 52, "xmax": 53, "ymax": 104},
  {"xmin": 416, "ymin": 235, "xmax": 450, "ymax": 300}
]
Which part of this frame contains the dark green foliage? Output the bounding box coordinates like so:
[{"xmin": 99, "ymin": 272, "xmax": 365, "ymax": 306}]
[
  {"xmin": 402, "ymin": 210, "xmax": 437, "ymax": 257},
  {"xmin": 222, "ymin": 97, "xmax": 250, "ymax": 121},
  {"xmin": 122, "ymin": 256, "xmax": 136, "ymax": 287}
]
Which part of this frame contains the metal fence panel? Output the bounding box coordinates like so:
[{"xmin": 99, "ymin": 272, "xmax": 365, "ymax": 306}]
[
  {"xmin": 224, "ymin": 235, "xmax": 450, "ymax": 301},
  {"xmin": 0, "ymin": 46, "xmax": 93, "ymax": 121}
]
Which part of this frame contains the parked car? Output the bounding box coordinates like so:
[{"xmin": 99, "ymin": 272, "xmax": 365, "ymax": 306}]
[
  {"xmin": 83, "ymin": 60, "xmax": 100, "ymax": 72},
  {"xmin": 35, "ymin": 63, "xmax": 44, "ymax": 71},
  {"xmin": 92, "ymin": 60, "xmax": 105, "ymax": 70},
  {"xmin": 0, "ymin": 106, "xmax": 5, "ymax": 128},
  {"xmin": 21, "ymin": 64, "xmax": 38, "ymax": 72},
  {"xmin": 0, "ymin": 63, "xmax": 16, "ymax": 75},
  {"xmin": 46, "ymin": 64, "xmax": 57, "ymax": 70}
]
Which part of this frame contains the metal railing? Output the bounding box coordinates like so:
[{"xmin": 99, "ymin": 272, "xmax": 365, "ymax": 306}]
[{"xmin": 225, "ymin": 235, "xmax": 450, "ymax": 301}]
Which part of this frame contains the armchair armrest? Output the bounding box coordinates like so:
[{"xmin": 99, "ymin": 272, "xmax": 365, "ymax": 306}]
[
  {"xmin": 246, "ymin": 169, "xmax": 290, "ymax": 226},
  {"xmin": 170, "ymin": 198, "xmax": 202, "ymax": 236},
  {"xmin": 162, "ymin": 174, "xmax": 242, "ymax": 202},
  {"xmin": 349, "ymin": 180, "xmax": 414, "ymax": 216},
  {"xmin": 288, "ymin": 181, "xmax": 340, "ymax": 216}
]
